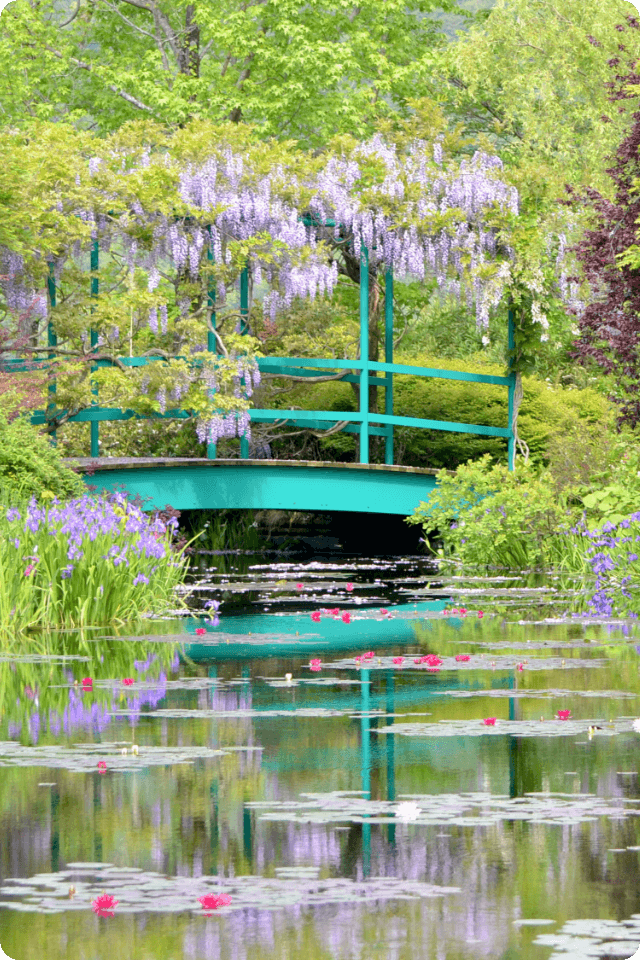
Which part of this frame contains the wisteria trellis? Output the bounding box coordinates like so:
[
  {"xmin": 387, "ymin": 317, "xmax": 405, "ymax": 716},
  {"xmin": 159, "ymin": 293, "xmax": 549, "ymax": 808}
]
[{"xmin": 1, "ymin": 133, "xmax": 533, "ymax": 449}]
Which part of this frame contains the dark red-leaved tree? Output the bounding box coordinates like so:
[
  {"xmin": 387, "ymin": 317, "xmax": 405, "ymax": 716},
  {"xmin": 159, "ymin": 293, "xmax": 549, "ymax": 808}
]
[{"xmin": 563, "ymin": 14, "xmax": 640, "ymax": 426}]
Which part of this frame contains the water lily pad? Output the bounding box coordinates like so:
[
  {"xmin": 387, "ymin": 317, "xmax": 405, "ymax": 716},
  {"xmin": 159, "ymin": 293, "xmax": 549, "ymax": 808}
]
[{"xmin": 0, "ymin": 864, "xmax": 460, "ymax": 915}]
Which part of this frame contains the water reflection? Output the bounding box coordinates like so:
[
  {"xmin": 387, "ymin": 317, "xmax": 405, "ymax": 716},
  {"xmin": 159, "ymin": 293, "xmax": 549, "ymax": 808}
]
[{"xmin": 2, "ymin": 562, "xmax": 640, "ymax": 959}]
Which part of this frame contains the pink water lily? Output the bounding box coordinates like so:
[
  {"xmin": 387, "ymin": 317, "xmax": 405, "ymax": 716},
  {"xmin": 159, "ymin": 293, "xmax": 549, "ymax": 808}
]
[
  {"xmin": 82, "ymin": 678, "xmax": 93, "ymax": 692},
  {"xmin": 199, "ymin": 893, "xmax": 231, "ymax": 915},
  {"xmin": 195, "ymin": 627, "xmax": 206, "ymax": 635},
  {"xmin": 517, "ymin": 663, "xmax": 524, "ymax": 672},
  {"xmin": 363, "ymin": 651, "xmax": 374, "ymax": 660},
  {"xmin": 414, "ymin": 658, "xmax": 422, "ymax": 664},
  {"xmin": 122, "ymin": 678, "xmax": 134, "ymax": 686},
  {"xmin": 97, "ymin": 761, "xmax": 107, "ymax": 773},
  {"xmin": 483, "ymin": 718, "xmax": 496, "ymax": 726},
  {"xmin": 310, "ymin": 611, "xmax": 321, "ymax": 623},
  {"xmin": 459, "ymin": 608, "xmax": 467, "ymax": 617},
  {"xmin": 92, "ymin": 893, "xmax": 118, "ymax": 917},
  {"xmin": 557, "ymin": 710, "xmax": 572, "ymax": 720},
  {"xmin": 455, "ymin": 655, "xmax": 470, "ymax": 662},
  {"xmin": 477, "ymin": 611, "xmax": 484, "ymax": 619},
  {"xmin": 423, "ymin": 655, "xmax": 442, "ymax": 666},
  {"xmin": 380, "ymin": 608, "xmax": 389, "ymax": 616},
  {"xmin": 296, "ymin": 583, "xmax": 303, "ymax": 591},
  {"xmin": 310, "ymin": 658, "xmax": 322, "ymax": 672},
  {"xmin": 346, "ymin": 582, "xmax": 354, "ymax": 591},
  {"xmin": 341, "ymin": 612, "xmax": 351, "ymax": 624},
  {"xmin": 392, "ymin": 656, "xmax": 404, "ymax": 665}
]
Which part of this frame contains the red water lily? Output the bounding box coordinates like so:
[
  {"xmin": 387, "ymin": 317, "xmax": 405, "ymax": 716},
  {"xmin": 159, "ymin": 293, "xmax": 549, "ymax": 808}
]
[
  {"xmin": 477, "ymin": 611, "xmax": 484, "ymax": 619},
  {"xmin": 483, "ymin": 718, "xmax": 497, "ymax": 726},
  {"xmin": 310, "ymin": 611, "xmax": 321, "ymax": 623},
  {"xmin": 363, "ymin": 651, "xmax": 374, "ymax": 660},
  {"xmin": 92, "ymin": 893, "xmax": 118, "ymax": 917},
  {"xmin": 199, "ymin": 893, "xmax": 232, "ymax": 915},
  {"xmin": 557, "ymin": 710, "xmax": 572, "ymax": 720},
  {"xmin": 122, "ymin": 678, "xmax": 134, "ymax": 686},
  {"xmin": 341, "ymin": 612, "xmax": 351, "ymax": 624},
  {"xmin": 423, "ymin": 655, "xmax": 442, "ymax": 666},
  {"xmin": 97, "ymin": 761, "xmax": 107, "ymax": 772},
  {"xmin": 459, "ymin": 608, "xmax": 467, "ymax": 617},
  {"xmin": 82, "ymin": 678, "xmax": 93, "ymax": 692},
  {"xmin": 195, "ymin": 627, "xmax": 206, "ymax": 635},
  {"xmin": 455, "ymin": 655, "xmax": 470, "ymax": 662},
  {"xmin": 392, "ymin": 656, "xmax": 404, "ymax": 665}
]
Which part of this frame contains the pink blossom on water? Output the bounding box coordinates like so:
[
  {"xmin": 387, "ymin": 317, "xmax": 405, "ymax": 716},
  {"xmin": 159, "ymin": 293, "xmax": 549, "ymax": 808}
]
[
  {"xmin": 392, "ymin": 656, "xmax": 404, "ymax": 665},
  {"xmin": 363, "ymin": 651, "xmax": 374, "ymax": 660},
  {"xmin": 97, "ymin": 761, "xmax": 107, "ymax": 773},
  {"xmin": 483, "ymin": 718, "xmax": 496, "ymax": 726},
  {"xmin": 82, "ymin": 678, "xmax": 93, "ymax": 692},
  {"xmin": 310, "ymin": 611, "xmax": 321, "ymax": 623},
  {"xmin": 296, "ymin": 583, "xmax": 303, "ymax": 591},
  {"xmin": 380, "ymin": 608, "xmax": 389, "ymax": 616},
  {"xmin": 122, "ymin": 678, "xmax": 134, "ymax": 686},
  {"xmin": 557, "ymin": 710, "xmax": 572, "ymax": 720},
  {"xmin": 341, "ymin": 612, "xmax": 351, "ymax": 624},
  {"xmin": 517, "ymin": 663, "xmax": 524, "ymax": 672},
  {"xmin": 346, "ymin": 582, "xmax": 354, "ymax": 591},
  {"xmin": 195, "ymin": 627, "xmax": 206, "ymax": 635},
  {"xmin": 92, "ymin": 893, "xmax": 118, "ymax": 916},
  {"xmin": 309, "ymin": 658, "xmax": 322, "ymax": 672},
  {"xmin": 198, "ymin": 893, "xmax": 232, "ymax": 915},
  {"xmin": 455, "ymin": 655, "xmax": 470, "ymax": 662},
  {"xmin": 477, "ymin": 611, "xmax": 484, "ymax": 619}
]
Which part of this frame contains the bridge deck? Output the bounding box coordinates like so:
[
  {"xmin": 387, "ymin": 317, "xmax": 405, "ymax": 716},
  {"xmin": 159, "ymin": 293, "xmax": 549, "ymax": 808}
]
[{"xmin": 64, "ymin": 458, "xmax": 439, "ymax": 516}]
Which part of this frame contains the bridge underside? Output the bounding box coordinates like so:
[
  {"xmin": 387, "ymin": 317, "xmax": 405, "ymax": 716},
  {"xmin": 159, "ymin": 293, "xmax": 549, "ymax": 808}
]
[{"xmin": 64, "ymin": 458, "xmax": 438, "ymax": 516}]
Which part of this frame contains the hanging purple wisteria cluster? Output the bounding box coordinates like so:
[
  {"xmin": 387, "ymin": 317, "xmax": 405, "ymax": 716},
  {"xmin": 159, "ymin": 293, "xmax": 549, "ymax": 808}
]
[{"xmin": 0, "ymin": 132, "xmax": 544, "ymax": 445}]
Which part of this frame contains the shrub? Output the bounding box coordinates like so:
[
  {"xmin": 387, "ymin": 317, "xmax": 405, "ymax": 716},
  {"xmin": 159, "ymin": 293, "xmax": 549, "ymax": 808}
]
[
  {"xmin": 0, "ymin": 410, "xmax": 86, "ymax": 503},
  {"xmin": 406, "ymin": 455, "xmax": 572, "ymax": 569}
]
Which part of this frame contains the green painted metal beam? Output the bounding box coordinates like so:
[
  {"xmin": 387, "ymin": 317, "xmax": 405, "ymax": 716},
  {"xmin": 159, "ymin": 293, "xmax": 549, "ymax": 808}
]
[
  {"xmin": 90, "ymin": 239, "xmax": 100, "ymax": 458},
  {"xmin": 67, "ymin": 459, "xmax": 438, "ymax": 515}
]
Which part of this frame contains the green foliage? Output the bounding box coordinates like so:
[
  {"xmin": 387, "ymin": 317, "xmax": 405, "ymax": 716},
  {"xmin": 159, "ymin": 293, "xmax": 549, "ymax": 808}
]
[
  {"xmin": 1, "ymin": 0, "xmax": 463, "ymax": 146},
  {"xmin": 406, "ymin": 455, "xmax": 571, "ymax": 568},
  {"xmin": 0, "ymin": 412, "xmax": 86, "ymax": 503}
]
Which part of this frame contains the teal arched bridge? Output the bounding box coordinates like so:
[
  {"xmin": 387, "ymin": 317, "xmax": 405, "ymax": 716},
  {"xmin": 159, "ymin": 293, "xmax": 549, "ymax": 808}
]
[{"xmin": 7, "ymin": 239, "xmax": 516, "ymax": 516}]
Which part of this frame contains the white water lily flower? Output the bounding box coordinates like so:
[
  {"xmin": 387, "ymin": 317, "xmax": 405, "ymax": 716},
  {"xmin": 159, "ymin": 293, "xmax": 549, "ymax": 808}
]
[
  {"xmin": 632, "ymin": 719, "xmax": 640, "ymax": 733},
  {"xmin": 395, "ymin": 801, "xmax": 421, "ymax": 820}
]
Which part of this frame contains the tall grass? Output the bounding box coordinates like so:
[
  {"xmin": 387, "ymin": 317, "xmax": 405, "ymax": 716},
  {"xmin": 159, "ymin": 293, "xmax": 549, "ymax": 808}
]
[{"xmin": 0, "ymin": 489, "xmax": 197, "ymax": 633}]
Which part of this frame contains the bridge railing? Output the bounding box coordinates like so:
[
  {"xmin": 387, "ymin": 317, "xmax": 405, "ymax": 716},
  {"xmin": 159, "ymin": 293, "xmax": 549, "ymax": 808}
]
[{"xmin": 8, "ymin": 351, "xmax": 514, "ymax": 467}]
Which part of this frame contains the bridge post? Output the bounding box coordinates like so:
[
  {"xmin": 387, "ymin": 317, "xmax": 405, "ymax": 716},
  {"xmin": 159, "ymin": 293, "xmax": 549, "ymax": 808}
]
[
  {"xmin": 46, "ymin": 263, "xmax": 57, "ymax": 447},
  {"xmin": 206, "ymin": 230, "xmax": 217, "ymax": 460},
  {"xmin": 90, "ymin": 239, "xmax": 100, "ymax": 458},
  {"xmin": 239, "ymin": 264, "xmax": 250, "ymax": 459},
  {"xmin": 359, "ymin": 245, "xmax": 369, "ymax": 464},
  {"xmin": 385, "ymin": 268, "xmax": 394, "ymax": 465},
  {"xmin": 507, "ymin": 306, "xmax": 516, "ymax": 471}
]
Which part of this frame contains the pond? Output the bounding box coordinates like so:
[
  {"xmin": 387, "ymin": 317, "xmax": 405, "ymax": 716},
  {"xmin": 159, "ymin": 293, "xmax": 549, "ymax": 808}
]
[{"xmin": 2, "ymin": 550, "xmax": 640, "ymax": 960}]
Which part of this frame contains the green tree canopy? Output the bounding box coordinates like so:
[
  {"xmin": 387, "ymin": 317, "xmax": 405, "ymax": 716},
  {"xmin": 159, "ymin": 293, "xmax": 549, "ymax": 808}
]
[{"xmin": 1, "ymin": 0, "xmax": 465, "ymax": 146}]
